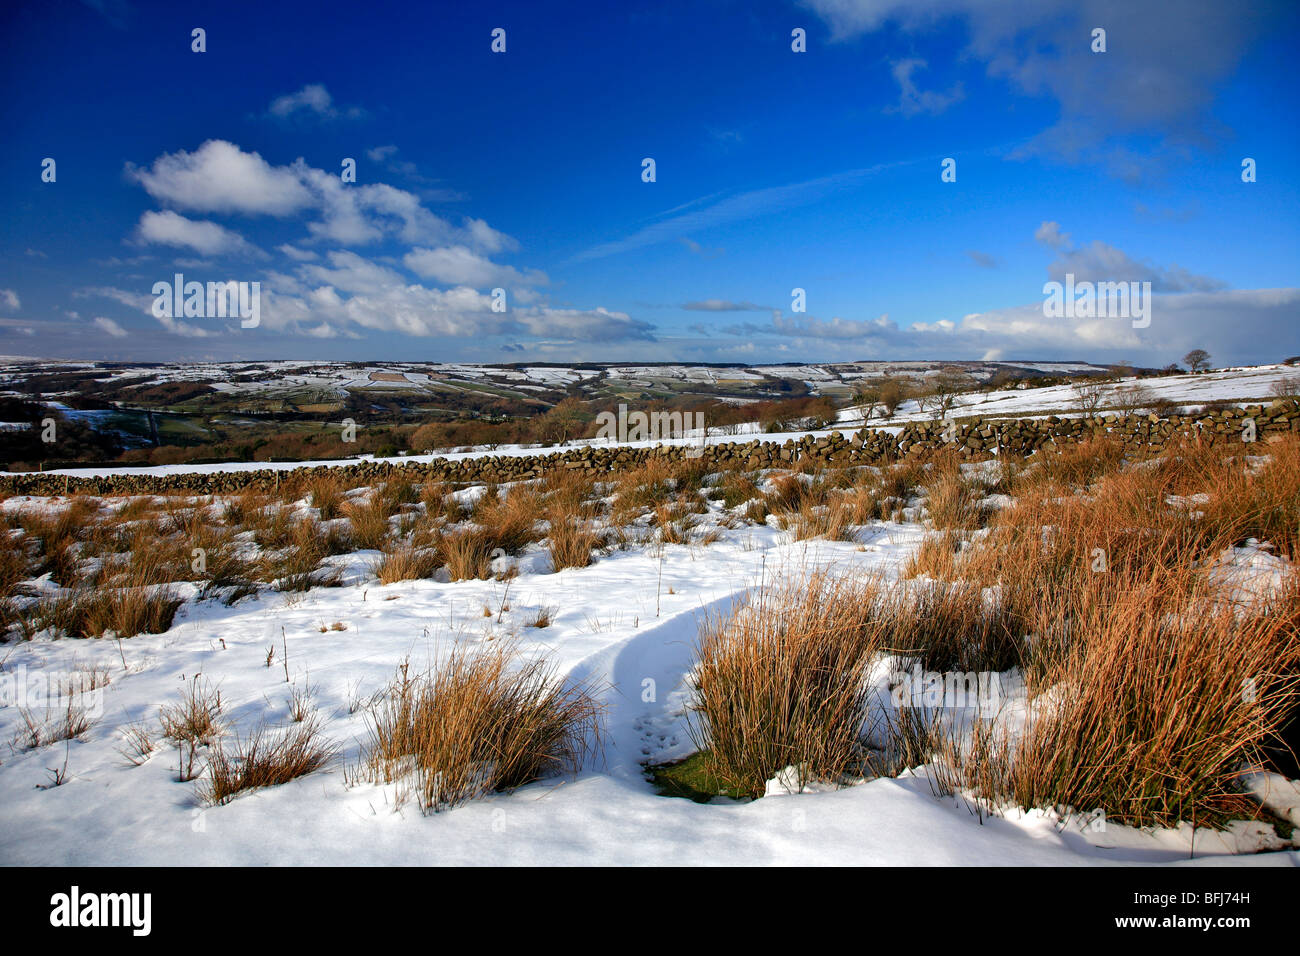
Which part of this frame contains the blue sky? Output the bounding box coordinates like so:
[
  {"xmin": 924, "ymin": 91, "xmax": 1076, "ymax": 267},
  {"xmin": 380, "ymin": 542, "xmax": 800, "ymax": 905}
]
[{"xmin": 1, "ymin": 0, "xmax": 1297, "ymax": 367}]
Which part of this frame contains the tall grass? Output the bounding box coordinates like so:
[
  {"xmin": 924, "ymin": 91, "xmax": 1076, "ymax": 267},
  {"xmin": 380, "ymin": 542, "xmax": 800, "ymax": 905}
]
[
  {"xmin": 202, "ymin": 714, "xmax": 335, "ymax": 805},
  {"xmin": 374, "ymin": 541, "xmax": 440, "ymax": 584},
  {"xmin": 305, "ymin": 471, "xmax": 344, "ymax": 520},
  {"xmin": 688, "ymin": 571, "xmax": 888, "ymax": 797},
  {"xmin": 360, "ymin": 649, "xmax": 603, "ymax": 811},
  {"xmin": 1006, "ymin": 568, "xmax": 1300, "ymax": 827},
  {"xmin": 440, "ymin": 527, "xmax": 495, "ymax": 580}
]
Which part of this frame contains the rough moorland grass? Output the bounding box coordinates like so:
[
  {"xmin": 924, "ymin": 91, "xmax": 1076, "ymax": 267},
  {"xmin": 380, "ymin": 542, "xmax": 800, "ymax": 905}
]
[
  {"xmin": 439, "ymin": 526, "xmax": 495, "ymax": 580},
  {"xmin": 360, "ymin": 649, "xmax": 603, "ymax": 811},
  {"xmin": 688, "ymin": 571, "xmax": 888, "ymax": 798},
  {"xmin": 374, "ymin": 541, "xmax": 440, "ymax": 584},
  {"xmin": 202, "ymin": 714, "xmax": 335, "ymax": 805},
  {"xmin": 28, "ymin": 575, "xmax": 183, "ymax": 640},
  {"xmin": 1014, "ymin": 436, "xmax": 1129, "ymax": 493},
  {"xmin": 305, "ymin": 471, "xmax": 344, "ymax": 520},
  {"xmin": 922, "ymin": 466, "xmax": 988, "ymax": 531},
  {"xmin": 878, "ymin": 579, "xmax": 1027, "ymax": 673},
  {"xmin": 342, "ymin": 495, "xmax": 393, "ymax": 552},
  {"xmin": 893, "ymin": 434, "xmax": 1300, "ymax": 825},
  {"xmin": 160, "ymin": 677, "xmax": 223, "ymax": 781},
  {"xmin": 1005, "ymin": 568, "xmax": 1300, "ymax": 828},
  {"xmin": 472, "ymin": 484, "xmax": 544, "ymax": 555}
]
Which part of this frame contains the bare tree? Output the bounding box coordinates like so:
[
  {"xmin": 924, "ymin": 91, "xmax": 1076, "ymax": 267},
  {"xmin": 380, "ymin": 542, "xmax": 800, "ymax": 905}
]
[
  {"xmin": 1073, "ymin": 379, "xmax": 1107, "ymax": 415},
  {"xmin": 1113, "ymin": 383, "xmax": 1156, "ymax": 416},
  {"xmin": 1183, "ymin": 349, "xmax": 1212, "ymax": 373},
  {"xmin": 919, "ymin": 371, "xmax": 972, "ymax": 421},
  {"xmin": 878, "ymin": 377, "xmax": 907, "ymax": 417},
  {"xmin": 851, "ymin": 382, "xmax": 880, "ymax": 424},
  {"xmin": 1108, "ymin": 359, "xmax": 1134, "ymax": 382},
  {"xmin": 1271, "ymin": 374, "xmax": 1300, "ymax": 402}
]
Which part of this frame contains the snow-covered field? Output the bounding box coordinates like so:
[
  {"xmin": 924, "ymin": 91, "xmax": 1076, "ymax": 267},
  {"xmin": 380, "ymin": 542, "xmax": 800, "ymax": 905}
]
[
  {"xmin": 1, "ymin": 515, "xmax": 1290, "ymax": 866},
  {"xmin": 27, "ymin": 364, "xmax": 1298, "ymax": 482},
  {"xmin": 2, "ymin": 363, "xmax": 1298, "ymax": 867}
]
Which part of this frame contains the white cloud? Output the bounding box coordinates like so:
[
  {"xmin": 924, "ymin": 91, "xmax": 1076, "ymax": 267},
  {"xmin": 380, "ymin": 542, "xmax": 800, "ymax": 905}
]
[
  {"xmin": 802, "ymin": 0, "xmax": 1267, "ymax": 178},
  {"xmin": 76, "ymin": 285, "xmax": 213, "ymax": 338},
  {"xmin": 93, "ymin": 316, "xmax": 128, "ymax": 337},
  {"xmin": 267, "ymin": 83, "xmax": 363, "ymax": 121},
  {"xmin": 135, "ymin": 210, "xmax": 264, "ymax": 258},
  {"xmin": 0, "ymin": 289, "xmax": 19, "ymax": 311},
  {"xmin": 771, "ymin": 312, "xmax": 895, "ymax": 340},
  {"xmin": 1034, "ymin": 221, "xmax": 1072, "ymax": 249},
  {"xmin": 1035, "ymin": 222, "xmax": 1225, "ymax": 292},
  {"xmin": 949, "ymin": 288, "xmax": 1300, "ymax": 363},
  {"xmin": 518, "ymin": 307, "xmax": 654, "ymax": 342},
  {"xmin": 464, "ymin": 218, "xmax": 518, "ymax": 255},
  {"xmin": 127, "ymin": 140, "xmax": 314, "ymax": 216},
  {"xmin": 403, "ymin": 245, "xmax": 546, "ymax": 289},
  {"xmin": 681, "ymin": 299, "xmax": 770, "ymax": 312},
  {"xmin": 277, "ymin": 244, "xmax": 318, "ymax": 262},
  {"xmin": 130, "ymin": 141, "xmax": 515, "ymax": 256},
  {"xmin": 76, "ymin": 286, "xmax": 153, "ymax": 312},
  {"xmin": 572, "ymin": 163, "xmax": 898, "ymax": 262},
  {"xmin": 886, "ymin": 59, "xmax": 963, "ymax": 117}
]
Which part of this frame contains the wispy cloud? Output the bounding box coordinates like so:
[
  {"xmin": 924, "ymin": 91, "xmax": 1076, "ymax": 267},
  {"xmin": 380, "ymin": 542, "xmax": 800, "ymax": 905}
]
[
  {"xmin": 682, "ymin": 299, "xmax": 769, "ymax": 312},
  {"xmin": 570, "ymin": 163, "xmax": 903, "ymax": 263},
  {"xmin": 266, "ymin": 84, "xmax": 364, "ymax": 122}
]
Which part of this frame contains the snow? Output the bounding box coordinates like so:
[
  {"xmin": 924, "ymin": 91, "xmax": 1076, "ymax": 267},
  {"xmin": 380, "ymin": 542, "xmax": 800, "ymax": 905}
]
[
  {"xmin": 1, "ymin": 503, "xmax": 1294, "ymax": 865},
  {"xmin": 2, "ymin": 363, "xmax": 1299, "ymax": 865}
]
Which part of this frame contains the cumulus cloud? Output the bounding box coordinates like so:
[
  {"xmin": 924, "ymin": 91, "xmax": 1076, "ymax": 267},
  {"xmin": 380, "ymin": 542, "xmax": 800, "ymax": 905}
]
[
  {"xmin": 135, "ymin": 210, "xmax": 264, "ymax": 258},
  {"xmin": 944, "ymin": 288, "xmax": 1300, "ymax": 364},
  {"xmin": 120, "ymin": 140, "xmax": 630, "ymax": 345},
  {"xmin": 403, "ymin": 246, "xmax": 547, "ymax": 289},
  {"xmin": 257, "ymin": 252, "xmax": 646, "ymax": 343},
  {"xmin": 129, "ymin": 141, "xmax": 517, "ymax": 255},
  {"xmin": 0, "ymin": 289, "xmax": 19, "ymax": 311},
  {"xmin": 277, "ymin": 244, "xmax": 318, "ymax": 261},
  {"xmin": 128, "ymin": 140, "xmax": 314, "ymax": 216}
]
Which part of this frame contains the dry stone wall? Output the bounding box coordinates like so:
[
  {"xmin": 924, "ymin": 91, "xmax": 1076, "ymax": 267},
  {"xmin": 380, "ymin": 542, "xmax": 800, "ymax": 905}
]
[{"xmin": 2, "ymin": 401, "xmax": 1294, "ymax": 498}]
